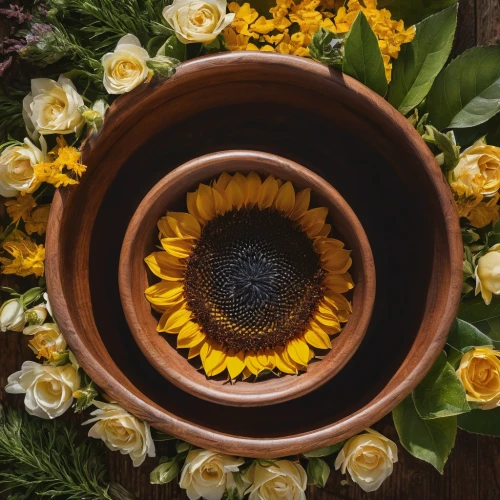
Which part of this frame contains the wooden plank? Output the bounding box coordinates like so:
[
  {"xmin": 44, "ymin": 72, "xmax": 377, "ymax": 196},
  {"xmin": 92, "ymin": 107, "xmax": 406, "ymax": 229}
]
[
  {"xmin": 453, "ymin": 0, "xmax": 477, "ymax": 57},
  {"xmin": 476, "ymin": 0, "xmax": 500, "ymax": 45}
]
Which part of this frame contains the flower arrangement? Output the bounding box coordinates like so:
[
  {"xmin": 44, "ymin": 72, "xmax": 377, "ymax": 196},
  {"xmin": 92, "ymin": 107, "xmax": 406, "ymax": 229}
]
[{"xmin": 0, "ymin": 0, "xmax": 499, "ymax": 498}]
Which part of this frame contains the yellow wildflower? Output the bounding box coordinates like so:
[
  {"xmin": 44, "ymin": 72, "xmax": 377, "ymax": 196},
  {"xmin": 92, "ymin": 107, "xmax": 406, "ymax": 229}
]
[
  {"xmin": 0, "ymin": 233, "xmax": 45, "ymax": 278},
  {"xmin": 4, "ymin": 194, "xmax": 37, "ymax": 223},
  {"xmin": 450, "ymin": 178, "xmax": 483, "ymax": 219},
  {"xmin": 467, "ymin": 194, "xmax": 500, "ymax": 229},
  {"xmin": 25, "ymin": 205, "xmax": 50, "ymax": 236}
]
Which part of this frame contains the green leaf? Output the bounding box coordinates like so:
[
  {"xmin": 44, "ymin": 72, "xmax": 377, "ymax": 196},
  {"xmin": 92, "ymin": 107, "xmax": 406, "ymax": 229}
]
[
  {"xmin": 378, "ymin": 0, "xmax": 457, "ymax": 26},
  {"xmin": 342, "ymin": 12, "xmax": 388, "ymax": 97},
  {"xmin": 157, "ymin": 35, "xmax": 186, "ymax": 62},
  {"xmin": 387, "ymin": 4, "xmax": 457, "ymax": 115},
  {"xmin": 393, "ymin": 395, "xmax": 457, "ymax": 473},
  {"xmin": 308, "ymin": 27, "xmax": 343, "ymax": 67},
  {"xmin": 150, "ymin": 458, "xmax": 179, "ymax": 485},
  {"xmin": 303, "ymin": 442, "xmax": 343, "ymax": 458},
  {"xmin": 427, "ymin": 46, "xmax": 500, "ymax": 129},
  {"xmin": 447, "ymin": 318, "xmax": 494, "ymax": 352},
  {"xmin": 306, "ymin": 457, "xmax": 330, "ymax": 488},
  {"xmin": 458, "ymin": 407, "xmax": 500, "ymax": 436},
  {"xmin": 421, "ymin": 125, "xmax": 460, "ymax": 171},
  {"xmin": 20, "ymin": 287, "xmax": 45, "ymax": 307},
  {"xmin": 147, "ymin": 56, "xmax": 179, "ymax": 78},
  {"xmin": 412, "ymin": 351, "xmax": 470, "ymax": 419},
  {"xmin": 458, "ymin": 297, "xmax": 500, "ymax": 325}
]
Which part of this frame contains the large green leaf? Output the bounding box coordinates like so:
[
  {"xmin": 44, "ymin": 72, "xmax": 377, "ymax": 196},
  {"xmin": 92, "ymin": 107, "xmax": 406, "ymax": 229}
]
[
  {"xmin": 387, "ymin": 5, "xmax": 457, "ymax": 115},
  {"xmin": 458, "ymin": 297, "xmax": 500, "ymax": 325},
  {"xmin": 413, "ymin": 351, "xmax": 470, "ymax": 419},
  {"xmin": 378, "ymin": 0, "xmax": 457, "ymax": 26},
  {"xmin": 447, "ymin": 318, "xmax": 494, "ymax": 351},
  {"xmin": 458, "ymin": 407, "xmax": 500, "ymax": 436},
  {"xmin": 427, "ymin": 46, "xmax": 500, "ymax": 129},
  {"xmin": 393, "ymin": 395, "xmax": 457, "ymax": 473},
  {"xmin": 342, "ymin": 12, "xmax": 388, "ymax": 97}
]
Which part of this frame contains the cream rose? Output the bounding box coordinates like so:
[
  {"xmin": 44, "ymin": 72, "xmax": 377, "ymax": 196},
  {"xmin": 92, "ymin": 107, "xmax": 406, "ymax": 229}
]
[
  {"xmin": 83, "ymin": 401, "xmax": 155, "ymax": 466},
  {"xmin": 23, "ymin": 322, "xmax": 67, "ymax": 360},
  {"xmin": 0, "ymin": 299, "xmax": 25, "ymax": 332},
  {"xmin": 102, "ymin": 34, "xmax": 151, "ymax": 95},
  {"xmin": 0, "ymin": 137, "xmax": 45, "ymax": 197},
  {"xmin": 456, "ymin": 346, "xmax": 500, "ymax": 409},
  {"xmin": 179, "ymin": 449, "xmax": 245, "ymax": 500},
  {"xmin": 163, "ymin": 0, "xmax": 235, "ymax": 44},
  {"xmin": 244, "ymin": 460, "xmax": 307, "ymax": 500},
  {"xmin": 23, "ymin": 76, "xmax": 85, "ymax": 137},
  {"xmin": 475, "ymin": 244, "xmax": 500, "ymax": 305},
  {"xmin": 334, "ymin": 428, "xmax": 398, "ymax": 493},
  {"xmin": 5, "ymin": 361, "xmax": 80, "ymax": 419}
]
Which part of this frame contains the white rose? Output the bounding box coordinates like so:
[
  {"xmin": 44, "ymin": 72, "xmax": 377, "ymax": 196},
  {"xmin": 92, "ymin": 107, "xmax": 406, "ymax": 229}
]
[
  {"xmin": 334, "ymin": 428, "xmax": 398, "ymax": 493},
  {"xmin": 43, "ymin": 292, "xmax": 53, "ymax": 318},
  {"xmin": 23, "ymin": 75, "xmax": 85, "ymax": 137},
  {"xmin": 83, "ymin": 401, "xmax": 155, "ymax": 467},
  {"xmin": 163, "ymin": 0, "xmax": 235, "ymax": 44},
  {"xmin": 102, "ymin": 34, "xmax": 151, "ymax": 95},
  {"xmin": 244, "ymin": 460, "xmax": 307, "ymax": 500},
  {"xmin": 0, "ymin": 137, "xmax": 45, "ymax": 197},
  {"xmin": 23, "ymin": 322, "xmax": 67, "ymax": 360},
  {"xmin": 475, "ymin": 244, "xmax": 500, "ymax": 305},
  {"xmin": 5, "ymin": 361, "xmax": 80, "ymax": 419},
  {"xmin": 179, "ymin": 449, "xmax": 245, "ymax": 500},
  {"xmin": 0, "ymin": 298, "xmax": 25, "ymax": 332}
]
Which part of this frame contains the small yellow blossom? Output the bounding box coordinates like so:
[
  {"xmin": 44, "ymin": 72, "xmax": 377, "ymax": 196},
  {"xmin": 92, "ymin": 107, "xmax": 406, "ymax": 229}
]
[
  {"xmin": 5, "ymin": 194, "xmax": 37, "ymax": 223},
  {"xmin": 0, "ymin": 233, "xmax": 45, "ymax": 278},
  {"xmin": 25, "ymin": 205, "xmax": 50, "ymax": 236}
]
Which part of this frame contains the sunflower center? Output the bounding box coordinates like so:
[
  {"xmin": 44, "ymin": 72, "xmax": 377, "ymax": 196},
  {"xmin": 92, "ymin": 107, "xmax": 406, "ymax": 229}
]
[{"xmin": 184, "ymin": 207, "xmax": 325, "ymax": 351}]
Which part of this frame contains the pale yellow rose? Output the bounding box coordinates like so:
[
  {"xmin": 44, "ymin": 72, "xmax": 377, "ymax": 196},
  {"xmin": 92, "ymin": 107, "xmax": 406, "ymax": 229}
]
[
  {"xmin": 23, "ymin": 76, "xmax": 85, "ymax": 137},
  {"xmin": 102, "ymin": 35, "xmax": 151, "ymax": 95},
  {"xmin": 83, "ymin": 401, "xmax": 155, "ymax": 466},
  {"xmin": 475, "ymin": 244, "xmax": 500, "ymax": 305},
  {"xmin": 334, "ymin": 428, "xmax": 398, "ymax": 493},
  {"xmin": 5, "ymin": 361, "xmax": 80, "ymax": 419},
  {"xmin": 0, "ymin": 137, "xmax": 45, "ymax": 197},
  {"xmin": 244, "ymin": 460, "xmax": 307, "ymax": 500},
  {"xmin": 163, "ymin": 0, "xmax": 235, "ymax": 44},
  {"xmin": 23, "ymin": 322, "xmax": 67, "ymax": 360},
  {"xmin": 0, "ymin": 298, "xmax": 25, "ymax": 332},
  {"xmin": 179, "ymin": 449, "xmax": 246, "ymax": 500},
  {"xmin": 456, "ymin": 346, "xmax": 500, "ymax": 409}
]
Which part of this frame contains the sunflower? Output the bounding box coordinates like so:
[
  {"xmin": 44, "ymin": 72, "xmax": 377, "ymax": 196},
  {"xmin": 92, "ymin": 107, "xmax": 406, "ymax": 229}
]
[{"xmin": 144, "ymin": 172, "xmax": 354, "ymax": 380}]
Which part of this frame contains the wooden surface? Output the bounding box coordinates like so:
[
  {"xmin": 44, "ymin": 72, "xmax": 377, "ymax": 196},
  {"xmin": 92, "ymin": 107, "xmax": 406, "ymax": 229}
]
[
  {"xmin": 1, "ymin": 1, "xmax": 499, "ymax": 499},
  {"xmin": 119, "ymin": 150, "xmax": 376, "ymax": 407}
]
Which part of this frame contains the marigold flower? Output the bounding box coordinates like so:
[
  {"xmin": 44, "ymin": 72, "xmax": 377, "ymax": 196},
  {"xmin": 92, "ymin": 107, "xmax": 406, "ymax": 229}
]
[
  {"xmin": 5, "ymin": 193, "xmax": 37, "ymax": 223},
  {"xmin": 25, "ymin": 205, "xmax": 50, "ymax": 236},
  {"xmin": 0, "ymin": 233, "xmax": 45, "ymax": 278}
]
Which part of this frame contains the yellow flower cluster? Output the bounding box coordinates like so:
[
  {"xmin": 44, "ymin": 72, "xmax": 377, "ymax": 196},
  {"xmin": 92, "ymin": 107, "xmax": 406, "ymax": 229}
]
[
  {"xmin": 30, "ymin": 137, "xmax": 87, "ymax": 191},
  {"xmin": 5, "ymin": 194, "xmax": 50, "ymax": 236},
  {"xmin": 0, "ymin": 232, "xmax": 45, "ymax": 278},
  {"xmin": 223, "ymin": 0, "xmax": 414, "ymax": 81}
]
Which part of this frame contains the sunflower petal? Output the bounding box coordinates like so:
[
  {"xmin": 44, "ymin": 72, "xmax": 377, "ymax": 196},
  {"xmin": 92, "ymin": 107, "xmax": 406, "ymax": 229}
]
[
  {"xmin": 145, "ymin": 281, "xmax": 184, "ymax": 307},
  {"xmin": 188, "ymin": 342, "xmax": 203, "ymax": 359},
  {"xmin": 316, "ymin": 224, "xmax": 331, "ymax": 237},
  {"xmin": 225, "ymin": 178, "xmax": 245, "ymax": 210},
  {"xmin": 245, "ymin": 352, "xmax": 264, "ymax": 375},
  {"xmin": 166, "ymin": 212, "xmax": 201, "ymax": 238},
  {"xmin": 324, "ymin": 290, "xmax": 352, "ymax": 313},
  {"xmin": 242, "ymin": 367, "xmax": 253, "ymax": 380},
  {"xmin": 177, "ymin": 322, "xmax": 206, "ymax": 348},
  {"xmin": 196, "ymin": 184, "xmax": 216, "ymax": 221},
  {"xmin": 161, "ymin": 237, "xmax": 196, "ymax": 259},
  {"xmin": 226, "ymin": 349, "xmax": 246, "ymax": 379},
  {"xmin": 145, "ymin": 252, "xmax": 185, "ymax": 281},
  {"xmin": 274, "ymin": 181, "xmax": 295, "ymax": 215},
  {"xmin": 214, "ymin": 172, "xmax": 232, "ymax": 191},
  {"xmin": 203, "ymin": 344, "xmax": 226, "ymax": 376},
  {"xmin": 304, "ymin": 328, "xmax": 331, "ymax": 349},
  {"xmin": 158, "ymin": 217, "xmax": 177, "ymax": 238},
  {"xmin": 324, "ymin": 272, "xmax": 355, "ymax": 293},
  {"xmin": 290, "ymin": 188, "xmax": 311, "ymax": 220},
  {"xmin": 257, "ymin": 175, "xmax": 279, "ymax": 209},
  {"xmin": 314, "ymin": 237, "xmax": 345, "ymax": 254},
  {"xmin": 233, "ymin": 172, "xmax": 249, "ymax": 205},
  {"xmin": 287, "ymin": 337, "xmax": 310, "ymax": 366},
  {"xmin": 274, "ymin": 347, "xmax": 297, "ymax": 374},
  {"xmin": 300, "ymin": 207, "xmax": 328, "ymax": 231},
  {"xmin": 187, "ymin": 191, "xmax": 206, "ymax": 225},
  {"xmin": 322, "ymin": 249, "xmax": 352, "ymax": 274},
  {"xmin": 246, "ymin": 171, "xmax": 262, "ymax": 207},
  {"xmin": 310, "ymin": 318, "xmax": 340, "ymax": 336},
  {"xmin": 163, "ymin": 305, "xmax": 192, "ymax": 333},
  {"xmin": 212, "ymin": 186, "xmax": 228, "ymax": 215}
]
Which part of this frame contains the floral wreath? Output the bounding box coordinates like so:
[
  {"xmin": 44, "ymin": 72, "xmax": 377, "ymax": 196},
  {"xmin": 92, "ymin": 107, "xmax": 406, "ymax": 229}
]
[{"xmin": 0, "ymin": 0, "xmax": 499, "ymax": 498}]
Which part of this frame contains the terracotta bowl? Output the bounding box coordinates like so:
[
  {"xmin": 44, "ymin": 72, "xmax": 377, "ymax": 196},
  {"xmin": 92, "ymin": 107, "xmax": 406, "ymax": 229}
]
[
  {"xmin": 119, "ymin": 150, "xmax": 375, "ymax": 407},
  {"xmin": 45, "ymin": 52, "xmax": 462, "ymax": 458}
]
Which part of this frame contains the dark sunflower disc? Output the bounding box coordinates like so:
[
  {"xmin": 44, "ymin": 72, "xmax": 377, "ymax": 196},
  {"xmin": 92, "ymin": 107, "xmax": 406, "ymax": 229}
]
[{"xmin": 184, "ymin": 207, "xmax": 325, "ymax": 351}]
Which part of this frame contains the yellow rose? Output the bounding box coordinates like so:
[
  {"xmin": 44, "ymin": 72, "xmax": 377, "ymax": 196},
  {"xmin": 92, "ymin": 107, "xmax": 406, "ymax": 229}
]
[
  {"xmin": 23, "ymin": 322, "xmax": 67, "ymax": 360},
  {"xmin": 163, "ymin": 0, "xmax": 235, "ymax": 44},
  {"xmin": 334, "ymin": 428, "xmax": 398, "ymax": 492},
  {"xmin": 0, "ymin": 138, "xmax": 45, "ymax": 197},
  {"xmin": 102, "ymin": 35, "xmax": 151, "ymax": 95},
  {"xmin": 244, "ymin": 460, "xmax": 307, "ymax": 500},
  {"xmin": 83, "ymin": 401, "xmax": 155, "ymax": 466},
  {"xmin": 456, "ymin": 346, "xmax": 500, "ymax": 409},
  {"xmin": 179, "ymin": 449, "xmax": 246, "ymax": 500},
  {"xmin": 475, "ymin": 244, "xmax": 500, "ymax": 305}
]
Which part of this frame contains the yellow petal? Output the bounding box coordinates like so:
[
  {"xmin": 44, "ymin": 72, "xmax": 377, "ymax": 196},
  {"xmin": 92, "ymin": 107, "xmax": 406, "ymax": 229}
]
[
  {"xmin": 158, "ymin": 217, "xmax": 177, "ymax": 238},
  {"xmin": 306, "ymin": 220, "xmax": 328, "ymax": 238},
  {"xmin": 188, "ymin": 342, "xmax": 203, "ymax": 359},
  {"xmin": 233, "ymin": 172, "xmax": 249, "ymax": 205},
  {"xmin": 177, "ymin": 322, "xmax": 206, "ymax": 348},
  {"xmin": 290, "ymin": 188, "xmax": 311, "ymax": 220},
  {"xmin": 196, "ymin": 184, "xmax": 216, "ymax": 221},
  {"xmin": 245, "ymin": 352, "xmax": 264, "ymax": 375},
  {"xmin": 310, "ymin": 318, "xmax": 340, "ymax": 336},
  {"xmin": 274, "ymin": 347, "xmax": 298, "ymax": 374},
  {"xmin": 200, "ymin": 341, "xmax": 211, "ymax": 363},
  {"xmin": 287, "ymin": 337, "xmax": 310, "ymax": 366},
  {"xmin": 145, "ymin": 252, "xmax": 185, "ymax": 281},
  {"xmin": 187, "ymin": 191, "xmax": 206, "ymax": 225},
  {"xmin": 214, "ymin": 172, "xmax": 232, "ymax": 190},
  {"xmin": 273, "ymin": 181, "xmax": 295, "ymax": 215},
  {"xmin": 163, "ymin": 305, "xmax": 192, "ymax": 333},
  {"xmin": 145, "ymin": 281, "xmax": 184, "ymax": 307},
  {"xmin": 324, "ymin": 272, "xmax": 354, "ymax": 293},
  {"xmin": 226, "ymin": 349, "xmax": 246, "ymax": 379},
  {"xmin": 246, "ymin": 171, "xmax": 262, "ymax": 206},
  {"xmin": 166, "ymin": 212, "xmax": 201, "ymax": 238},
  {"xmin": 210, "ymin": 356, "xmax": 227, "ymax": 376},
  {"xmin": 304, "ymin": 328, "xmax": 331, "ymax": 349},
  {"xmin": 257, "ymin": 175, "xmax": 279, "ymax": 209},
  {"xmin": 323, "ymin": 290, "xmax": 352, "ymax": 313},
  {"xmin": 241, "ymin": 367, "xmax": 253, "ymax": 380},
  {"xmin": 161, "ymin": 237, "xmax": 196, "ymax": 259},
  {"xmin": 212, "ymin": 186, "xmax": 228, "ymax": 215},
  {"xmin": 203, "ymin": 343, "xmax": 226, "ymax": 375},
  {"xmin": 314, "ymin": 237, "xmax": 344, "ymax": 254},
  {"xmin": 300, "ymin": 207, "xmax": 328, "ymax": 231},
  {"xmin": 316, "ymin": 224, "xmax": 331, "ymax": 237},
  {"xmin": 225, "ymin": 178, "xmax": 245, "ymax": 210},
  {"xmin": 322, "ymin": 249, "xmax": 352, "ymax": 274}
]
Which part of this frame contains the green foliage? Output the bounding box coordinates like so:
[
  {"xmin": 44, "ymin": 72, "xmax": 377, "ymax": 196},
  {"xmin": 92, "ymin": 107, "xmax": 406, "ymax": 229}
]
[
  {"xmin": 308, "ymin": 28, "xmax": 343, "ymax": 67},
  {"xmin": 458, "ymin": 407, "xmax": 500, "ymax": 436},
  {"xmin": 447, "ymin": 318, "xmax": 494, "ymax": 352},
  {"xmin": 413, "ymin": 351, "xmax": 470, "ymax": 419},
  {"xmin": 427, "ymin": 46, "xmax": 500, "ymax": 129},
  {"xmin": 156, "ymin": 36, "xmax": 186, "ymax": 61},
  {"xmin": 393, "ymin": 395, "xmax": 456, "ymax": 473},
  {"xmin": 453, "ymin": 113, "xmax": 500, "ymax": 148},
  {"xmin": 387, "ymin": 5, "xmax": 457, "ymax": 115},
  {"xmin": 150, "ymin": 457, "xmax": 179, "ymax": 485},
  {"xmin": 306, "ymin": 457, "xmax": 330, "ymax": 488},
  {"xmin": 0, "ymin": 87, "xmax": 26, "ymax": 143},
  {"xmin": 0, "ymin": 405, "xmax": 121, "ymax": 499},
  {"xmin": 378, "ymin": 0, "xmax": 457, "ymax": 27},
  {"xmin": 342, "ymin": 12, "xmax": 387, "ymax": 97},
  {"xmin": 302, "ymin": 442, "xmax": 343, "ymax": 458},
  {"xmin": 421, "ymin": 124, "xmax": 460, "ymax": 171}
]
